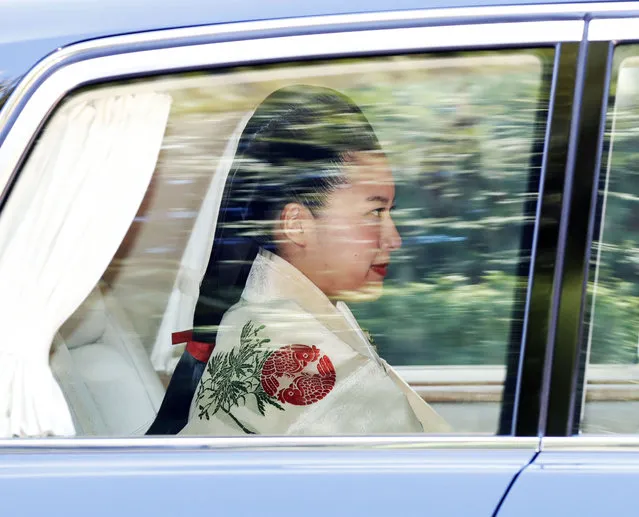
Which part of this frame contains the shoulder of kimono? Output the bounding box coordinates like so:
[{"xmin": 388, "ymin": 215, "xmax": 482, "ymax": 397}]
[{"xmin": 221, "ymin": 298, "xmax": 318, "ymax": 328}]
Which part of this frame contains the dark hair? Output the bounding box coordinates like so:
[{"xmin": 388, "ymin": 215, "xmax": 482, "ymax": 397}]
[{"xmin": 193, "ymin": 85, "xmax": 381, "ymax": 342}]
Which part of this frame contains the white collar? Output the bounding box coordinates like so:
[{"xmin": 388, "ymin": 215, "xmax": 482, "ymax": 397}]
[{"xmin": 242, "ymin": 248, "xmax": 379, "ymax": 361}]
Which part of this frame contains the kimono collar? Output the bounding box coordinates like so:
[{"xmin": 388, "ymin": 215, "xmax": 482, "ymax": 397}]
[{"xmin": 241, "ymin": 248, "xmax": 377, "ymax": 360}]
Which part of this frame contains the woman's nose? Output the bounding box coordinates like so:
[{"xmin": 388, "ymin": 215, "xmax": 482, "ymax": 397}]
[{"xmin": 382, "ymin": 216, "xmax": 402, "ymax": 251}]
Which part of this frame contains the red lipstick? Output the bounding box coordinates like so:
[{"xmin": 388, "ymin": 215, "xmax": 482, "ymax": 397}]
[{"xmin": 370, "ymin": 264, "xmax": 388, "ymax": 277}]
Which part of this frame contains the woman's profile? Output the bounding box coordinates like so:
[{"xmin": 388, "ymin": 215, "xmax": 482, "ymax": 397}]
[{"xmin": 151, "ymin": 84, "xmax": 448, "ymax": 435}]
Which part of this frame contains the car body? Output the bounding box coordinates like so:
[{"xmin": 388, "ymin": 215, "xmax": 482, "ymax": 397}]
[{"xmin": 2, "ymin": 1, "xmax": 639, "ymax": 516}]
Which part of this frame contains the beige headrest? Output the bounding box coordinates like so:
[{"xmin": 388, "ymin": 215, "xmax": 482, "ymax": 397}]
[{"xmin": 58, "ymin": 288, "xmax": 107, "ymax": 350}]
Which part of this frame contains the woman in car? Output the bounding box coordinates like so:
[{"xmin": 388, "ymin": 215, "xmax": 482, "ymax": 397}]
[{"xmin": 158, "ymin": 85, "xmax": 448, "ymax": 435}]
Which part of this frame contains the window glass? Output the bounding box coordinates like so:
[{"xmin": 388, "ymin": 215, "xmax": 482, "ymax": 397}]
[
  {"xmin": 583, "ymin": 46, "xmax": 639, "ymax": 433},
  {"xmin": 15, "ymin": 49, "xmax": 550, "ymax": 437}
]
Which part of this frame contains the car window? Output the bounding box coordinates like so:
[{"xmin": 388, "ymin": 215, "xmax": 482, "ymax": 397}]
[
  {"xmin": 7, "ymin": 47, "xmax": 552, "ymax": 437},
  {"xmin": 581, "ymin": 45, "xmax": 639, "ymax": 434}
]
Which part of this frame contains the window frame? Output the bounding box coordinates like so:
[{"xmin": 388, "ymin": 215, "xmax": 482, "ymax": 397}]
[
  {"xmin": 550, "ymin": 15, "xmax": 639, "ymax": 437},
  {"xmin": 0, "ymin": 12, "xmax": 584, "ymax": 445}
]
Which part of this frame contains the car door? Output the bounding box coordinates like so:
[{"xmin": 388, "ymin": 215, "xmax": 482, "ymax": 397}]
[
  {"xmin": 0, "ymin": 5, "xmax": 584, "ymax": 516},
  {"xmin": 497, "ymin": 8, "xmax": 639, "ymax": 517}
]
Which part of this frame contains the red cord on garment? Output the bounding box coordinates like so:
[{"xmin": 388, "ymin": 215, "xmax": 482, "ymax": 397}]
[{"xmin": 171, "ymin": 329, "xmax": 215, "ymax": 363}]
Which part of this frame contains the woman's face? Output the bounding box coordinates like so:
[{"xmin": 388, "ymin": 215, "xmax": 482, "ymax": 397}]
[{"xmin": 303, "ymin": 151, "xmax": 402, "ymax": 300}]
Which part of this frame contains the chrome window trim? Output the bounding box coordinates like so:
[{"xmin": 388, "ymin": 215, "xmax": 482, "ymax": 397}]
[
  {"xmin": 0, "ymin": 20, "xmax": 583, "ymax": 200},
  {"xmin": 589, "ymin": 18, "xmax": 639, "ymax": 41},
  {"xmin": 542, "ymin": 436, "xmax": 639, "ymax": 451},
  {"xmin": 0, "ymin": 435, "xmax": 540, "ymax": 452}
]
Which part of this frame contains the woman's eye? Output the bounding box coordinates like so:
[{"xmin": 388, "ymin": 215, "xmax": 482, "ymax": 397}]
[{"xmin": 370, "ymin": 208, "xmax": 383, "ymax": 217}]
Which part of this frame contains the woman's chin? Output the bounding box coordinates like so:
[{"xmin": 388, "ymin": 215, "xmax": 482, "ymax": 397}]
[{"xmin": 335, "ymin": 281, "xmax": 384, "ymax": 303}]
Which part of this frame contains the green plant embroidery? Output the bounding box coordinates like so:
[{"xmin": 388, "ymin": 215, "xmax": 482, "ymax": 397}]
[
  {"xmin": 361, "ymin": 327, "xmax": 378, "ymax": 353},
  {"xmin": 195, "ymin": 320, "xmax": 283, "ymax": 434}
]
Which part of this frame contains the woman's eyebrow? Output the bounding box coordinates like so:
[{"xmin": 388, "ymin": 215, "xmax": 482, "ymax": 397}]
[{"xmin": 366, "ymin": 195, "xmax": 391, "ymax": 204}]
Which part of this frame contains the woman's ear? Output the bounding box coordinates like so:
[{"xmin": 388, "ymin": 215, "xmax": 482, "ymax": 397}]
[{"xmin": 279, "ymin": 202, "xmax": 314, "ymax": 248}]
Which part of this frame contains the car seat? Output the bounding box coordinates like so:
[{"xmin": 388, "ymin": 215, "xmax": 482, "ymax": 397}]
[{"xmin": 50, "ymin": 284, "xmax": 165, "ymax": 436}]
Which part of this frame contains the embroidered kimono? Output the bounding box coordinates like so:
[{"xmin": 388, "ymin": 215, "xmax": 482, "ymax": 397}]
[{"xmin": 180, "ymin": 249, "xmax": 449, "ymax": 436}]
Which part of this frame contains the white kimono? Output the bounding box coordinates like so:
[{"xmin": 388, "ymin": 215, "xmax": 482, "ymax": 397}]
[{"xmin": 180, "ymin": 249, "xmax": 449, "ymax": 436}]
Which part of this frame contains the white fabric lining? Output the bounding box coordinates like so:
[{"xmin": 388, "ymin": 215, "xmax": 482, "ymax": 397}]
[{"xmin": 0, "ymin": 92, "xmax": 172, "ymax": 437}]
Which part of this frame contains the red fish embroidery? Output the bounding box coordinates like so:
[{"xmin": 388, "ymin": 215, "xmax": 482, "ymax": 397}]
[{"xmin": 260, "ymin": 345, "xmax": 336, "ymax": 406}]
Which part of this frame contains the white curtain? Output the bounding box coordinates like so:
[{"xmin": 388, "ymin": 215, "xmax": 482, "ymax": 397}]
[
  {"xmin": 150, "ymin": 113, "xmax": 251, "ymax": 373},
  {"xmin": 0, "ymin": 92, "xmax": 172, "ymax": 437}
]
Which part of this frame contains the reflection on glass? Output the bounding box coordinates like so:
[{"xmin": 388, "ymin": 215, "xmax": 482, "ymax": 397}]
[
  {"xmin": 116, "ymin": 53, "xmax": 546, "ymax": 370},
  {"xmin": 349, "ymin": 55, "xmax": 543, "ymax": 367},
  {"xmin": 588, "ymin": 55, "xmax": 639, "ymax": 364},
  {"xmin": 57, "ymin": 51, "xmax": 548, "ymax": 437},
  {"xmin": 584, "ymin": 48, "xmax": 639, "ymax": 434}
]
